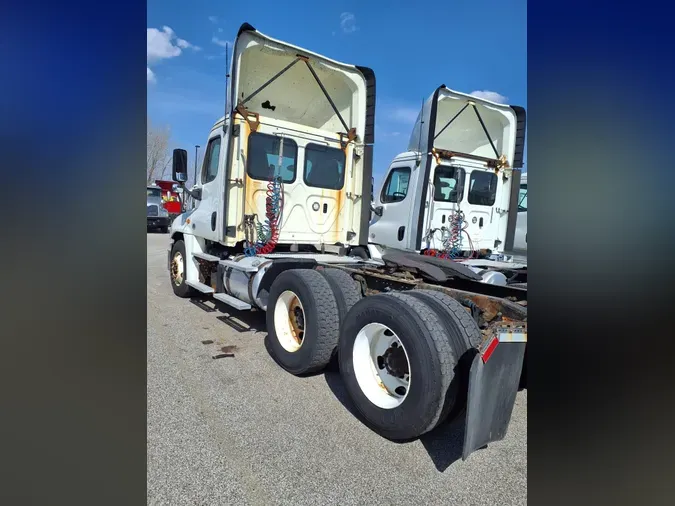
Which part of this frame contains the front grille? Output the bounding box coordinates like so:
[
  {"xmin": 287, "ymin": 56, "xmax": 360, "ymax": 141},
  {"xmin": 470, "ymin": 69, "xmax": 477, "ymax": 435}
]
[{"xmin": 147, "ymin": 205, "xmax": 159, "ymax": 217}]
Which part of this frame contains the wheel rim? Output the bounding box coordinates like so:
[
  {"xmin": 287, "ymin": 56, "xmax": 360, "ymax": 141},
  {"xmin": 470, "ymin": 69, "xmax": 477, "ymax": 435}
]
[
  {"xmin": 274, "ymin": 290, "xmax": 306, "ymax": 352},
  {"xmin": 171, "ymin": 251, "xmax": 184, "ymax": 286},
  {"xmin": 352, "ymin": 323, "xmax": 411, "ymax": 409}
]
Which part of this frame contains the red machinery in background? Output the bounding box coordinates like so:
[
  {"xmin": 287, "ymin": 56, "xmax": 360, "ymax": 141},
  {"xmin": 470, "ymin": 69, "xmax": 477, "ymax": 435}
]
[{"xmin": 154, "ymin": 180, "xmax": 182, "ymax": 218}]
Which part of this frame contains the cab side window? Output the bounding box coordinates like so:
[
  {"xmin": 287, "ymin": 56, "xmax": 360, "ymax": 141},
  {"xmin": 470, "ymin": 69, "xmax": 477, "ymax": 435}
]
[
  {"xmin": 201, "ymin": 136, "xmax": 221, "ymax": 184},
  {"xmin": 381, "ymin": 167, "xmax": 411, "ymax": 203}
]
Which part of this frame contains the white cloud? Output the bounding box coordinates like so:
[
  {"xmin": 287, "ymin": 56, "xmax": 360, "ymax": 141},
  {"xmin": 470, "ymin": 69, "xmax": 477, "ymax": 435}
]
[
  {"xmin": 177, "ymin": 38, "xmax": 201, "ymax": 51},
  {"xmin": 340, "ymin": 12, "xmax": 358, "ymax": 33},
  {"xmin": 469, "ymin": 90, "xmax": 508, "ymax": 104},
  {"xmin": 147, "ymin": 26, "xmax": 200, "ymax": 62},
  {"xmin": 209, "ymin": 16, "xmax": 218, "ymax": 23},
  {"xmin": 212, "ymin": 37, "xmax": 231, "ymax": 48},
  {"xmin": 147, "ymin": 26, "xmax": 181, "ymax": 63},
  {"xmin": 218, "ymin": 27, "xmax": 224, "ymax": 33},
  {"xmin": 147, "ymin": 26, "xmax": 200, "ymax": 81},
  {"xmin": 147, "ymin": 67, "xmax": 156, "ymax": 83}
]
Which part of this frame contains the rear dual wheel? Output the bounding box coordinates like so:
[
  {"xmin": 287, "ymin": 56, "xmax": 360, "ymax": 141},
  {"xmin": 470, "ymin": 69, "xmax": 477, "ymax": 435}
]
[
  {"xmin": 266, "ymin": 267, "xmax": 362, "ymax": 374},
  {"xmin": 338, "ymin": 290, "xmax": 481, "ymax": 440},
  {"xmin": 265, "ymin": 269, "xmax": 341, "ymax": 375},
  {"xmin": 265, "ymin": 268, "xmax": 480, "ymax": 441}
]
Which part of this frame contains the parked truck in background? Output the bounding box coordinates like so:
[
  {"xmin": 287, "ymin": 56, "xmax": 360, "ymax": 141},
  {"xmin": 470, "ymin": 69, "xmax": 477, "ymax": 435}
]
[
  {"xmin": 166, "ymin": 23, "xmax": 527, "ymax": 460},
  {"xmin": 369, "ymin": 86, "xmax": 527, "ymax": 275},
  {"xmin": 147, "ymin": 185, "xmax": 170, "ymax": 233},
  {"xmin": 154, "ymin": 179, "xmax": 183, "ymax": 221}
]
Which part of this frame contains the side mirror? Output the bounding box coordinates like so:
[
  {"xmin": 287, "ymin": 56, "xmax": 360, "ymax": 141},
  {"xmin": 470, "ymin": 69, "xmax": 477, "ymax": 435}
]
[
  {"xmin": 372, "ymin": 205, "xmax": 383, "ymax": 217},
  {"xmin": 172, "ymin": 149, "xmax": 188, "ymax": 183}
]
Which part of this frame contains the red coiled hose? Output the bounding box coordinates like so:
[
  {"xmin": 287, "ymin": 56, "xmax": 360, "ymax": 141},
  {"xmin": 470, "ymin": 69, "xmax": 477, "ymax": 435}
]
[{"xmin": 255, "ymin": 178, "xmax": 284, "ymax": 255}]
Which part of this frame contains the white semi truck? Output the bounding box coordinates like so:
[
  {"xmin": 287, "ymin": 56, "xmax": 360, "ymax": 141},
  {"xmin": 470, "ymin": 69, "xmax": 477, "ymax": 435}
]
[
  {"xmin": 167, "ymin": 23, "xmax": 527, "ymax": 460},
  {"xmin": 369, "ymin": 85, "xmax": 528, "ymax": 280}
]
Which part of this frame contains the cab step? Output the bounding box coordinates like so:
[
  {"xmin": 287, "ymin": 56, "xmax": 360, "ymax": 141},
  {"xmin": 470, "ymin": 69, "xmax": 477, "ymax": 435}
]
[
  {"xmin": 186, "ymin": 280, "xmax": 215, "ymax": 294},
  {"xmin": 213, "ymin": 293, "xmax": 252, "ymax": 310},
  {"xmin": 193, "ymin": 252, "xmax": 221, "ymax": 262}
]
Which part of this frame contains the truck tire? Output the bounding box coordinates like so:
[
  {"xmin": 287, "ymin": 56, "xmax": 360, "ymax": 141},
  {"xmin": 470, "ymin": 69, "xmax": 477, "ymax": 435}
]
[
  {"xmin": 338, "ymin": 292, "xmax": 458, "ymax": 440},
  {"xmin": 170, "ymin": 239, "xmax": 196, "ymax": 298},
  {"xmin": 407, "ymin": 289, "xmax": 482, "ymax": 349},
  {"xmin": 317, "ymin": 268, "xmax": 362, "ymax": 324},
  {"xmin": 406, "ymin": 289, "xmax": 482, "ymax": 423},
  {"xmin": 266, "ymin": 269, "xmax": 340, "ymax": 375}
]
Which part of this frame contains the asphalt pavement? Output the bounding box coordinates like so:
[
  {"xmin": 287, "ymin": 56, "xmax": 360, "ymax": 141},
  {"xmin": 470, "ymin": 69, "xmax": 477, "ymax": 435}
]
[{"xmin": 147, "ymin": 232, "xmax": 527, "ymax": 505}]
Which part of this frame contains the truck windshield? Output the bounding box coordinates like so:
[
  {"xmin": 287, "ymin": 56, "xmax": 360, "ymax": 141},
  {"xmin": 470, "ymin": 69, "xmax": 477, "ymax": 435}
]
[{"xmin": 147, "ymin": 188, "xmax": 161, "ymax": 198}]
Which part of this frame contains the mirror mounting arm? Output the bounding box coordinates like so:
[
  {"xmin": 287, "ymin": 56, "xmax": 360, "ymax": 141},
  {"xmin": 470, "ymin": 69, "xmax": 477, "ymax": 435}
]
[{"xmin": 180, "ymin": 184, "xmax": 202, "ymax": 201}]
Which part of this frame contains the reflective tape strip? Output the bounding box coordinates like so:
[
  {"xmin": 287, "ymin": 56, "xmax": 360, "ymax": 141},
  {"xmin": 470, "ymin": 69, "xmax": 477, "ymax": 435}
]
[
  {"xmin": 498, "ymin": 332, "xmax": 527, "ymax": 343},
  {"xmin": 481, "ymin": 337, "xmax": 499, "ymax": 363}
]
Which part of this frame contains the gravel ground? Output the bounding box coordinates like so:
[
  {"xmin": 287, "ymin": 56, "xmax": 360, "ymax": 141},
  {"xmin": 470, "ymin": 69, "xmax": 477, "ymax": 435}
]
[{"xmin": 147, "ymin": 232, "xmax": 527, "ymax": 505}]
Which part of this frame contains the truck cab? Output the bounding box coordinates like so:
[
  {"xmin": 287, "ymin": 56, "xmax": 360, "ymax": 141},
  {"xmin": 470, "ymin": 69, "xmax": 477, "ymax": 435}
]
[
  {"xmin": 147, "ymin": 185, "xmax": 170, "ymax": 233},
  {"xmin": 369, "ymin": 86, "xmax": 526, "ymax": 259},
  {"xmin": 170, "ymin": 24, "xmax": 374, "ymax": 255}
]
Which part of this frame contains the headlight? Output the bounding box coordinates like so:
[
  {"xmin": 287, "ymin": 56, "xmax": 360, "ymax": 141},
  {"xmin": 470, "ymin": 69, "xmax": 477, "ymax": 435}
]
[{"xmin": 159, "ymin": 206, "xmax": 169, "ymax": 217}]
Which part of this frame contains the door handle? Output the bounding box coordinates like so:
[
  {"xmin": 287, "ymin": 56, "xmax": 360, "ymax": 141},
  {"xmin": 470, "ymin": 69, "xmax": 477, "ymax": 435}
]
[
  {"xmin": 211, "ymin": 212, "xmax": 217, "ymax": 231},
  {"xmin": 398, "ymin": 226, "xmax": 405, "ymax": 241}
]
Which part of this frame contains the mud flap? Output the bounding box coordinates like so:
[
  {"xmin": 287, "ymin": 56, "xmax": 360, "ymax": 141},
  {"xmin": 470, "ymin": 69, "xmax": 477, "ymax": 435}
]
[{"xmin": 462, "ymin": 332, "xmax": 526, "ymax": 460}]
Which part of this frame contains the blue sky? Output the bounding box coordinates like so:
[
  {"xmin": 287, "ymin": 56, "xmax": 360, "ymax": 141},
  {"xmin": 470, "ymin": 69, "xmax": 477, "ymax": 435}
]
[{"xmin": 147, "ymin": 0, "xmax": 526, "ymax": 186}]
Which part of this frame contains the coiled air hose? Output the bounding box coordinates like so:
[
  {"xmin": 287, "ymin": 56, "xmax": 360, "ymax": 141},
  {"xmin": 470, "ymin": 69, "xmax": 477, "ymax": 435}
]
[
  {"xmin": 424, "ymin": 210, "xmax": 467, "ymax": 260},
  {"xmin": 244, "ymin": 174, "xmax": 284, "ymax": 257}
]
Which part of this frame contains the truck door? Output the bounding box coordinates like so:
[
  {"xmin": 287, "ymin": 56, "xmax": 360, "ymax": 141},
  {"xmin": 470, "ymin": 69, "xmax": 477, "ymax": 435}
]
[
  {"xmin": 461, "ymin": 169, "xmax": 501, "ymax": 252},
  {"xmin": 187, "ymin": 133, "xmax": 225, "ymax": 241},
  {"xmin": 368, "ymin": 163, "xmax": 415, "ymax": 247},
  {"xmin": 423, "ymin": 164, "xmax": 465, "ymax": 250}
]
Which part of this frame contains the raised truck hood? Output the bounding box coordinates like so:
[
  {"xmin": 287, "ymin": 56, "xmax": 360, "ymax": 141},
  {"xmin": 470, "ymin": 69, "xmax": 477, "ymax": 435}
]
[
  {"xmin": 230, "ymin": 23, "xmax": 372, "ymax": 143},
  {"xmin": 408, "ymin": 86, "xmax": 525, "ymax": 169}
]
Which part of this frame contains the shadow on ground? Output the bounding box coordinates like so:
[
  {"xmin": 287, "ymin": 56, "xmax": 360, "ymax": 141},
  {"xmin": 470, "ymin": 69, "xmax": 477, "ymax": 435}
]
[
  {"xmin": 190, "ymin": 295, "xmax": 473, "ymax": 472},
  {"xmin": 323, "ymin": 370, "xmax": 469, "ymax": 472}
]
